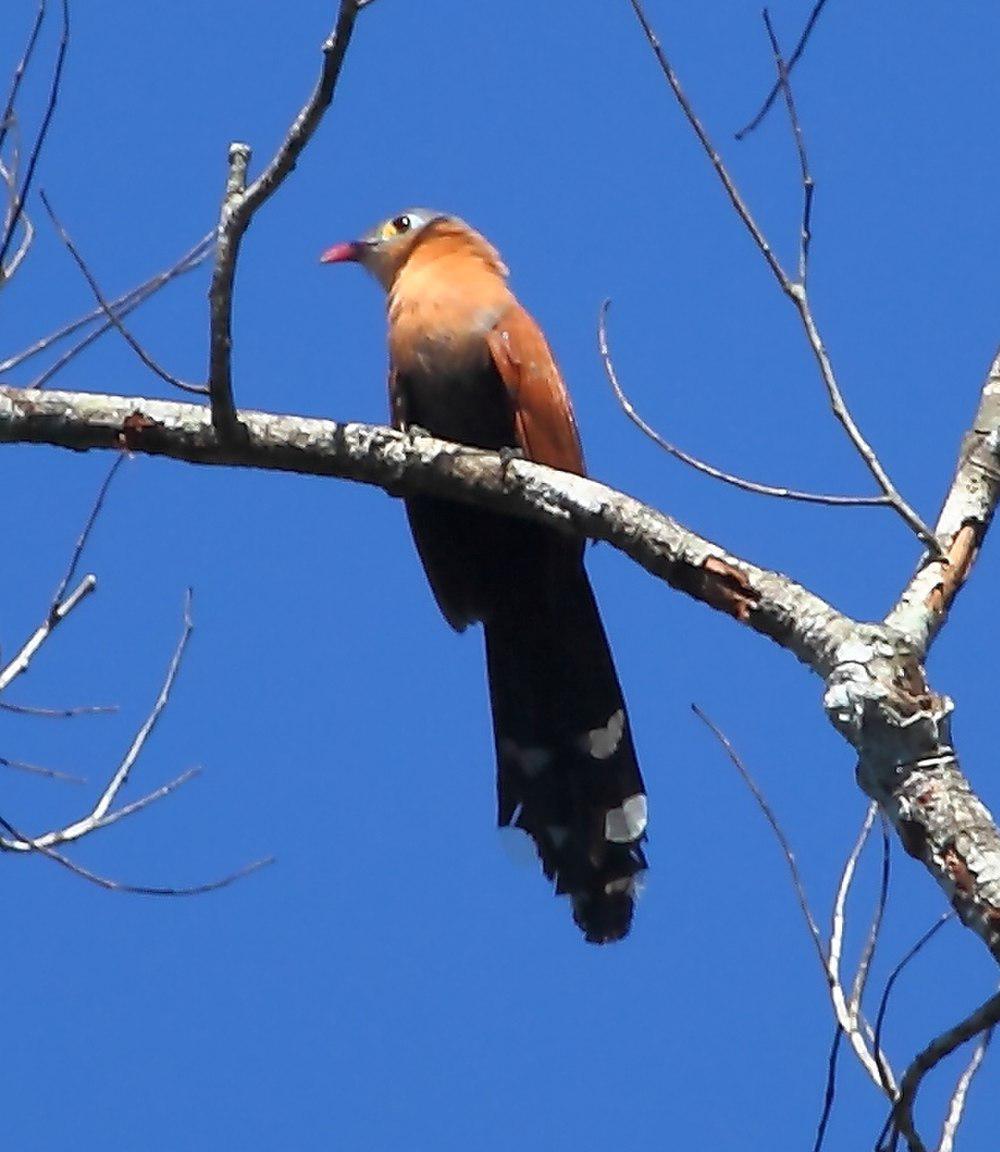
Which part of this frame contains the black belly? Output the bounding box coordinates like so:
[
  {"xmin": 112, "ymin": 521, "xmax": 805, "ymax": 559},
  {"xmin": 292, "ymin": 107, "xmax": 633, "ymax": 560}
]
[
  {"xmin": 393, "ymin": 357, "xmax": 582, "ymax": 631},
  {"xmin": 395, "ymin": 351, "xmax": 517, "ymax": 451}
]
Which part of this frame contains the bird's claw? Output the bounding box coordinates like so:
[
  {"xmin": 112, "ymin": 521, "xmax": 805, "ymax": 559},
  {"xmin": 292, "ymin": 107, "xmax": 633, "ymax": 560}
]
[
  {"xmin": 403, "ymin": 423, "xmax": 433, "ymax": 446},
  {"xmin": 499, "ymin": 445, "xmax": 526, "ymax": 482}
]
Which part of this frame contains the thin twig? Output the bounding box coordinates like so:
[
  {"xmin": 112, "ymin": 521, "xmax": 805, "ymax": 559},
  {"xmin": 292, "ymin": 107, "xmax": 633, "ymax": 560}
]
[
  {"xmin": 812, "ymin": 1024, "xmax": 842, "ymax": 1152},
  {"xmin": 0, "ymin": 574, "xmax": 95, "ymax": 694},
  {"xmin": 873, "ymin": 912, "xmax": 954, "ymax": 1094},
  {"xmin": 599, "ymin": 301, "xmax": 887, "ymax": 507},
  {"xmin": 762, "ymin": 9, "xmax": 814, "ymax": 283},
  {"xmin": 885, "ymin": 349, "xmax": 1000, "ymax": 655},
  {"xmin": 90, "ymin": 768, "xmax": 200, "ymax": 831},
  {"xmin": 1, "ymin": 453, "xmax": 123, "ymax": 702},
  {"xmin": 0, "ymin": 1, "xmax": 46, "ymax": 160},
  {"xmin": 0, "ymin": 231, "xmax": 213, "ymax": 376},
  {"xmin": 735, "ymin": 0, "xmax": 830, "ymax": 140},
  {"xmin": 627, "ymin": 0, "xmax": 785, "ymax": 282},
  {"xmin": 626, "ymin": 0, "xmax": 941, "ymax": 554},
  {"xmin": 1, "ymin": 126, "xmax": 19, "ymax": 234},
  {"xmin": 90, "ymin": 589, "xmax": 193, "ymax": 823},
  {"xmin": 938, "ymin": 1028, "xmax": 992, "ymax": 1152},
  {"xmin": 0, "ymin": 591, "xmax": 195, "ymax": 853},
  {"xmin": 887, "ymin": 991, "xmax": 1000, "ymax": 1152},
  {"xmin": 40, "ymin": 191, "xmax": 208, "ymax": 396},
  {"xmin": 827, "ymin": 802, "xmax": 893, "ymax": 1091},
  {"xmin": 693, "ymin": 704, "xmax": 895, "ymax": 1092},
  {"xmin": 828, "ymin": 806, "xmax": 875, "ymax": 991},
  {"xmin": 691, "ymin": 704, "xmax": 825, "ymax": 962},
  {"xmin": 0, "ymin": 699, "xmax": 116, "ymax": 718},
  {"xmin": 0, "ymin": 158, "xmax": 33, "ymax": 280},
  {"xmin": 848, "ymin": 815, "xmax": 891, "ymax": 1020},
  {"xmin": 207, "ymin": 0, "xmax": 367, "ymax": 434},
  {"xmin": 50, "ymin": 453, "xmax": 125, "ymax": 611},
  {"xmin": 0, "ymin": 810, "xmax": 273, "ymax": 896},
  {"xmin": 0, "ymin": 754, "xmax": 85, "ymax": 784},
  {"xmin": 0, "ymin": 0, "xmax": 68, "ymax": 271}
]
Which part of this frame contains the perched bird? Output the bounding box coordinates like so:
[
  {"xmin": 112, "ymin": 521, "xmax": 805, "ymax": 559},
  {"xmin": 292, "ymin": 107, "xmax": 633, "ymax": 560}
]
[{"xmin": 322, "ymin": 210, "xmax": 647, "ymax": 942}]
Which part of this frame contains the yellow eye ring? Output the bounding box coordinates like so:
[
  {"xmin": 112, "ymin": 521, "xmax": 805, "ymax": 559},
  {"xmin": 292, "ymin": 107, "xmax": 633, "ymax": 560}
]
[{"xmin": 380, "ymin": 214, "xmax": 412, "ymax": 241}]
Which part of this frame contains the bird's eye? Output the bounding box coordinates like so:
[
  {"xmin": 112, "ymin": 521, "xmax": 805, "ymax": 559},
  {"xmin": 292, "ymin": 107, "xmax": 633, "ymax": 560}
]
[{"xmin": 391, "ymin": 214, "xmax": 412, "ymax": 234}]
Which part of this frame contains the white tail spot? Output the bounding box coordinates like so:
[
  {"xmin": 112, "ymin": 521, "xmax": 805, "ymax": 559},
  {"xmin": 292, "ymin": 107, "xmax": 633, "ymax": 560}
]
[
  {"xmin": 605, "ymin": 793, "xmax": 648, "ymax": 843},
  {"xmin": 500, "ymin": 738, "xmax": 551, "ymax": 777},
  {"xmin": 578, "ymin": 709, "xmax": 625, "ymax": 760}
]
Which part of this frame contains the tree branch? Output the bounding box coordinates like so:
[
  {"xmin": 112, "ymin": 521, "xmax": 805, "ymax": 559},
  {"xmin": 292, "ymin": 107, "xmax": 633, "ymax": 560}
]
[
  {"xmin": 5, "ymin": 362, "xmax": 1000, "ymax": 971},
  {"xmin": 693, "ymin": 706, "xmax": 895, "ymax": 1090},
  {"xmin": 0, "ymin": 231, "xmax": 213, "ymax": 381},
  {"xmin": 886, "ymin": 990, "xmax": 1000, "ymax": 1152},
  {"xmin": 207, "ymin": 0, "xmax": 367, "ymax": 435},
  {"xmin": 40, "ymin": 191, "xmax": 208, "ymax": 396},
  {"xmin": 0, "ymin": 572, "xmax": 94, "ymax": 694},
  {"xmin": 886, "ymin": 347, "xmax": 1000, "ymax": 654},
  {"xmin": 600, "ymin": 299, "xmax": 888, "ymax": 508},
  {"xmin": 0, "ymin": 0, "xmax": 67, "ymax": 274},
  {"xmin": 625, "ymin": 0, "xmax": 940, "ymax": 553},
  {"xmin": 0, "ymin": 1, "xmax": 46, "ymax": 162},
  {"xmin": 0, "ymin": 382, "xmax": 856, "ymax": 677},
  {"xmin": 0, "ymin": 590, "xmax": 196, "ymax": 853},
  {"xmin": 734, "ymin": 0, "xmax": 830, "ymax": 141}
]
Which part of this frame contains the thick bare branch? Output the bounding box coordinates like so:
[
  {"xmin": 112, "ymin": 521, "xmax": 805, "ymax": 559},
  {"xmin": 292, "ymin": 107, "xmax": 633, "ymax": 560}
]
[
  {"xmin": 0, "ymin": 382, "xmax": 856, "ymax": 676},
  {"xmin": 6, "ymin": 369, "xmax": 1000, "ymax": 968},
  {"xmin": 825, "ymin": 636, "xmax": 1000, "ymax": 964},
  {"xmin": 886, "ymin": 348, "xmax": 1000, "ymax": 654}
]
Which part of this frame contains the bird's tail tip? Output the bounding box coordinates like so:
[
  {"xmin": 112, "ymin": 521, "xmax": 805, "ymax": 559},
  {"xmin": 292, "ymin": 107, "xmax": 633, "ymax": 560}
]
[
  {"xmin": 572, "ymin": 880, "xmax": 638, "ymax": 945},
  {"xmin": 568, "ymin": 840, "xmax": 647, "ymax": 944}
]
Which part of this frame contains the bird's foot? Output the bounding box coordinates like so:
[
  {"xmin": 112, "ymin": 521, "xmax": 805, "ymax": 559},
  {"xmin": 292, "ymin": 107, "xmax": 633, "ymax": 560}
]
[
  {"xmin": 499, "ymin": 445, "xmax": 526, "ymax": 482},
  {"xmin": 402, "ymin": 423, "xmax": 434, "ymax": 446}
]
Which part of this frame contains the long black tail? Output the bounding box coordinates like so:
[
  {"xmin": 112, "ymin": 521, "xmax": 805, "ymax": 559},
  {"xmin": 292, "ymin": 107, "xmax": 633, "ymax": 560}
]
[{"xmin": 484, "ymin": 559, "xmax": 647, "ymax": 943}]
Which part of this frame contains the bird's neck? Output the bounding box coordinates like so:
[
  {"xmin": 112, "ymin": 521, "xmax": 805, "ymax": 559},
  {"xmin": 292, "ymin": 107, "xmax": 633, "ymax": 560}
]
[{"xmin": 388, "ymin": 235, "xmax": 512, "ymax": 351}]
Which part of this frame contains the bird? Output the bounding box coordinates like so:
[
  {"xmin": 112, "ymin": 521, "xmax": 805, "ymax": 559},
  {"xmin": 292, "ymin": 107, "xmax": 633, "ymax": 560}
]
[{"xmin": 321, "ymin": 209, "xmax": 647, "ymax": 942}]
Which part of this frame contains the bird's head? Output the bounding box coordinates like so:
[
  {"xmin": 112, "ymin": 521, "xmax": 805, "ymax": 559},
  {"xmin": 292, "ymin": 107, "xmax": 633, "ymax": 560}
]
[
  {"xmin": 320, "ymin": 208, "xmax": 447, "ymax": 289},
  {"xmin": 321, "ymin": 208, "xmax": 508, "ymax": 290}
]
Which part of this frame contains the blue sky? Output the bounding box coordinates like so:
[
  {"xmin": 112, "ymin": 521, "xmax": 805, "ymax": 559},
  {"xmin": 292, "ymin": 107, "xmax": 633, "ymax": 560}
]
[{"xmin": 3, "ymin": 2, "xmax": 999, "ymax": 1148}]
